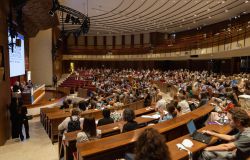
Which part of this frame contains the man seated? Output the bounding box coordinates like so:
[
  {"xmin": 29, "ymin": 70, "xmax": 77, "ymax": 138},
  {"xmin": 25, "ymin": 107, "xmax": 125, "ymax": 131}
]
[
  {"xmin": 97, "ymin": 108, "xmax": 114, "ymax": 126},
  {"xmin": 200, "ymin": 108, "xmax": 250, "ymax": 160}
]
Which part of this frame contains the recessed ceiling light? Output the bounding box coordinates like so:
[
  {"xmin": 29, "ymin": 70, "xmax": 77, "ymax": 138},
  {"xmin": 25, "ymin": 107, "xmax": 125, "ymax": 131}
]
[
  {"xmin": 221, "ymin": 0, "xmax": 225, "ymax": 4},
  {"xmin": 225, "ymin": 9, "xmax": 229, "ymax": 12},
  {"xmin": 245, "ymin": 0, "xmax": 249, "ymax": 3},
  {"xmin": 194, "ymin": 14, "xmax": 197, "ymax": 17}
]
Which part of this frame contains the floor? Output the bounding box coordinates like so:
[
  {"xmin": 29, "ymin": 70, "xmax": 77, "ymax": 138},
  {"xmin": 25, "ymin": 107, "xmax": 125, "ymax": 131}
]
[{"xmin": 0, "ymin": 117, "xmax": 58, "ymax": 160}]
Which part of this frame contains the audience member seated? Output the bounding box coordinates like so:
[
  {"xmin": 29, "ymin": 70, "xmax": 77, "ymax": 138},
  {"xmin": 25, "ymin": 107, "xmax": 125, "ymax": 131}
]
[
  {"xmin": 67, "ymin": 99, "xmax": 73, "ymax": 108},
  {"xmin": 198, "ymin": 92, "xmax": 209, "ymax": 108},
  {"xmin": 60, "ymin": 100, "xmax": 69, "ymax": 109},
  {"xmin": 200, "ymin": 108, "xmax": 250, "ymax": 160},
  {"xmin": 97, "ymin": 108, "xmax": 114, "ymax": 126},
  {"xmin": 155, "ymin": 94, "xmax": 167, "ymax": 111},
  {"xmin": 122, "ymin": 108, "xmax": 138, "ymax": 133},
  {"xmin": 72, "ymin": 102, "xmax": 79, "ymax": 109},
  {"xmin": 78, "ymin": 100, "xmax": 88, "ymax": 111},
  {"xmin": 177, "ymin": 94, "xmax": 191, "ymax": 115},
  {"xmin": 58, "ymin": 108, "xmax": 84, "ymax": 138},
  {"xmin": 70, "ymin": 87, "xmax": 75, "ymax": 94},
  {"xmin": 144, "ymin": 90, "xmax": 152, "ymax": 107},
  {"xmin": 125, "ymin": 128, "xmax": 170, "ymax": 160},
  {"xmin": 158, "ymin": 103, "xmax": 177, "ymax": 123},
  {"xmin": 76, "ymin": 116, "xmax": 100, "ymax": 142}
]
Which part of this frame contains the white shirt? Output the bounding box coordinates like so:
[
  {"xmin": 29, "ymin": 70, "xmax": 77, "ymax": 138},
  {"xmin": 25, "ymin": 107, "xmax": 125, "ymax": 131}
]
[
  {"xmin": 178, "ymin": 100, "xmax": 191, "ymax": 115},
  {"xmin": 156, "ymin": 98, "xmax": 167, "ymax": 110},
  {"xmin": 58, "ymin": 116, "xmax": 84, "ymax": 131}
]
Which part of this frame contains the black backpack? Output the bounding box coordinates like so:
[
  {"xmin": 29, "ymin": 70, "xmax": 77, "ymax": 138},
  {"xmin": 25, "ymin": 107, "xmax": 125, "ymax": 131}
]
[{"xmin": 67, "ymin": 116, "xmax": 81, "ymax": 132}]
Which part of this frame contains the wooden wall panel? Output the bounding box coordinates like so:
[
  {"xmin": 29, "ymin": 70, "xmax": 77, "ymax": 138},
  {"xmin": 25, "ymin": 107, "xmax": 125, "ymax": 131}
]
[
  {"xmin": 62, "ymin": 59, "xmax": 237, "ymax": 74},
  {"xmin": 0, "ymin": 0, "xmax": 11, "ymax": 146},
  {"xmin": 134, "ymin": 34, "xmax": 140, "ymax": 45}
]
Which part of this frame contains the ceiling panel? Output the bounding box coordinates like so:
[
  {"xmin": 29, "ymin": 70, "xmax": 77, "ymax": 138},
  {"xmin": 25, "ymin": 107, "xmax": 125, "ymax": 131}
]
[{"xmin": 58, "ymin": 0, "xmax": 250, "ymax": 35}]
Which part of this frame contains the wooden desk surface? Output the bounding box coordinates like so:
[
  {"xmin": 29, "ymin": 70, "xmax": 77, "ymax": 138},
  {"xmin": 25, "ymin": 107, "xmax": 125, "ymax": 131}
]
[
  {"xmin": 77, "ymin": 102, "xmax": 215, "ymax": 159},
  {"xmin": 167, "ymin": 124, "xmax": 232, "ymax": 160},
  {"xmin": 134, "ymin": 107, "xmax": 155, "ymax": 116}
]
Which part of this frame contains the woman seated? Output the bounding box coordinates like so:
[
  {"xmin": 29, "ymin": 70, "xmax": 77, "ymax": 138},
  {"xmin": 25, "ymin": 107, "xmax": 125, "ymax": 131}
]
[
  {"xmin": 122, "ymin": 108, "xmax": 138, "ymax": 133},
  {"xmin": 177, "ymin": 94, "xmax": 191, "ymax": 115},
  {"xmin": 158, "ymin": 103, "xmax": 177, "ymax": 123},
  {"xmin": 76, "ymin": 116, "xmax": 100, "ymax": 142}
]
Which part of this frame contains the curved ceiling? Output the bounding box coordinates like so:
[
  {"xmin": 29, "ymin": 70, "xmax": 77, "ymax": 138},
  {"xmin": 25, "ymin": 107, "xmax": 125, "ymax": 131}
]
[{"xmin": 58, "ymin": 0, "xmax": 250, "ymax": 35}]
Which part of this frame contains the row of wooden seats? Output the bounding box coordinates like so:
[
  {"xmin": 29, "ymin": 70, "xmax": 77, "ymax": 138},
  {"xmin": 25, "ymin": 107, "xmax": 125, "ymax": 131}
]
[
  {"xmin": 60, "ymin": 107, "xmax": 157, "ymax": 160},
  {"xmin": 75, "ymin": 101, "xmax": 215, "ymax": 160},
  {"xmin": 40, "ymin": 99, "xmax": 145, "ymax": 143},
  {"xmin": 56, "ymin": 86, "xmax": 96, "ymax": 95}
]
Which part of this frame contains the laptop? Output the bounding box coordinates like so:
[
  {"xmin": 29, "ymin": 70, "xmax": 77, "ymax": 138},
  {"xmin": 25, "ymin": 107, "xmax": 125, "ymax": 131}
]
[{"xmin": 186, "ymin": 120, "xmax": 211, "ymax": 144}]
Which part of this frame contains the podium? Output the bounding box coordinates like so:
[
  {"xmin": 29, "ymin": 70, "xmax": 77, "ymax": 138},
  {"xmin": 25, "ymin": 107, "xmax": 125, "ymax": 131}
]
[{"xmin": 22, "ymin": 84, "xmax": 45, "ymax": 105}]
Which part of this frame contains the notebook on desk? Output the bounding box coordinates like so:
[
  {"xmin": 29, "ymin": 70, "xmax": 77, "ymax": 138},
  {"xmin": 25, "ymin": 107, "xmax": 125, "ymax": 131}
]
[{"xmin": 187, "ymin": 120, "xmax": 211, "ymax": 144}]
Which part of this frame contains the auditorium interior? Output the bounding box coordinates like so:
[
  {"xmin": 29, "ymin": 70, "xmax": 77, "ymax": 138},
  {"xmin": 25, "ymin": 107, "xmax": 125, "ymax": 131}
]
[{"xmin": 0, "ymin": 0, "xmax": 250, "ymax": 160}]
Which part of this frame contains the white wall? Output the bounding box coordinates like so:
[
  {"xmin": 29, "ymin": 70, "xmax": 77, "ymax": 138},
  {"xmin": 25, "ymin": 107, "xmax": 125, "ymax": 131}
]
[{"xmin": 29, "ymin": 29, "xmax": 53, "ymax": 86}]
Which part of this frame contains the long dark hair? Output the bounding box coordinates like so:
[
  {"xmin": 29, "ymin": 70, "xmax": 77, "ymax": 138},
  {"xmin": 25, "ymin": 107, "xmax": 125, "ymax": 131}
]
[
  {"xmin": 82, "ymin": 116, "xmax": 97, "ymax": 137},
  {"xmin": 135, "ymin": 128, "xmax": 170, "ymax": 160}
]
